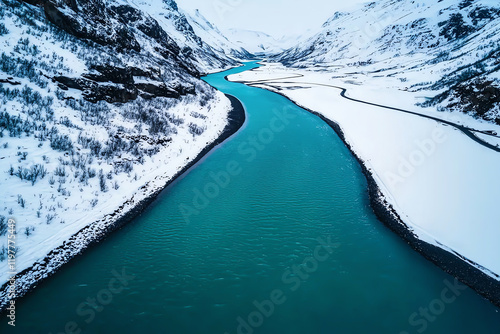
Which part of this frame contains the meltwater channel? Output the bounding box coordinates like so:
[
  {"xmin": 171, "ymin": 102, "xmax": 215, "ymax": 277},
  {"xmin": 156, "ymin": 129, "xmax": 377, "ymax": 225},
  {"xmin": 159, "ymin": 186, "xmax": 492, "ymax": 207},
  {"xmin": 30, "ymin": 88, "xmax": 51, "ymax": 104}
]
[{"xmin": 3, "ymin": 62, "xmax": 499, "ymax": 334}]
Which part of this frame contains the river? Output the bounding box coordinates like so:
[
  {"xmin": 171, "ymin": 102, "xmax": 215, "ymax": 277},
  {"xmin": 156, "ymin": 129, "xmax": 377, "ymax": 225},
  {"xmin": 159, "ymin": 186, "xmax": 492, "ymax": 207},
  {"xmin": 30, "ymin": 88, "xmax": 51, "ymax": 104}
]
[{"xmin": 3, "ymin": 61, "xmax": 499, "ymax": 334}]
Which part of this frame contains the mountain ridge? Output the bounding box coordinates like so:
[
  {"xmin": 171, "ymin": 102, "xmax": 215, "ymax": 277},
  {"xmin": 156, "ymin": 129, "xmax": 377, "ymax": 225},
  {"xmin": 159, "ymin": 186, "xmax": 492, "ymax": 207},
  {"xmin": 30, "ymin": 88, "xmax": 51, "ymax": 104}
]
[{"xmin": 273, "ymin": 0, "xmax": 500, "ymax": 125}]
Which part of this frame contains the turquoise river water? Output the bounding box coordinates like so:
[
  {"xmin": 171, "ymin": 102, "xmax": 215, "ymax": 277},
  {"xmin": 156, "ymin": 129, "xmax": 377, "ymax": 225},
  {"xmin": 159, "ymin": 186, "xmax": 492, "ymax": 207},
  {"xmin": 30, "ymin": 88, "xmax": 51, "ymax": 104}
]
[{"xmin": 2, "ymin": 62, "xmax": 499, "ymax": 333}]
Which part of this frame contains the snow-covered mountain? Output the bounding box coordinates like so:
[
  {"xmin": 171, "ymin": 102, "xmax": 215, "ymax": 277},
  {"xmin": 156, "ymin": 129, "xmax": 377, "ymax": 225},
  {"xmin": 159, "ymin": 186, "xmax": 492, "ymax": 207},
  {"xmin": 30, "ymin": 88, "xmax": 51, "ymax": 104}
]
[
  {"xmin": 275, "ymin": 0, "xmax": 500, "ymax": 125},
  {"xmin": 124, "ymin": 0, "xmax": 248, "ymax": 73},
  {"xmin": 224, "ymin": 28, "xmax": 296, "ymax": 55},
  {"xmin": 183, "ymin": 9, "xmax": 253, "ymax": 62},
  {"xmin": 0, "ymin": 0, "xmax": 244, "ymax": 294}
]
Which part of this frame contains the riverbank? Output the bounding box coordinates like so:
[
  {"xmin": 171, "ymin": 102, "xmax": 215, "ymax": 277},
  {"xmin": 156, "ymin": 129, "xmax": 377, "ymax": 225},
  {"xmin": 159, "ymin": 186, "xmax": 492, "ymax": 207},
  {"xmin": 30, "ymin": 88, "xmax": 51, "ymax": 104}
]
[
  {"xmin": 227, "ymin": 65, "xmax": 500, "ymax": 307},
  {"xmin": 0, "ymin": 94, "xmax": 246, "ymax": 313},
  {"xmin": 302, "ymin": 104, "xmax": 500, "ymax": 308}
]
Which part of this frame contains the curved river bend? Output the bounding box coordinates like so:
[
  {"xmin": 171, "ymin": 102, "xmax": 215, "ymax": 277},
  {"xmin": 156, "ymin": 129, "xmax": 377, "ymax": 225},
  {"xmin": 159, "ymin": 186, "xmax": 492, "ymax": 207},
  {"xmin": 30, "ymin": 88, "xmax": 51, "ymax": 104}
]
[{"xmin": 3, "ymin": 62, "xmax": 499, "ymax": 333}]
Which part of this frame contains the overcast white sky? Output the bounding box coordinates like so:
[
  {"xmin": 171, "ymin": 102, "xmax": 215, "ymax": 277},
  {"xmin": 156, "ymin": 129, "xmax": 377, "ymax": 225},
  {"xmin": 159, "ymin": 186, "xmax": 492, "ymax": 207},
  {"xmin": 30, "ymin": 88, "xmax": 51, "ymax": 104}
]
[{"xmin": 176, "ymin": 0, "xmax": 369, "ymax": 37}]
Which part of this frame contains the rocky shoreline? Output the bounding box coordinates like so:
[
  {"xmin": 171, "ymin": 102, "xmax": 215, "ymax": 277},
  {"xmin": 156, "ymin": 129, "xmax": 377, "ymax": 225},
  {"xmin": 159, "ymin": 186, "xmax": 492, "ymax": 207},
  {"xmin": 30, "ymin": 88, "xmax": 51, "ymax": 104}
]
[
  {"xmin": 319, "ymin": 110, "xmax": 500, "ymax": 308},
  {"xmin": 0, "ymin": 94, "xmax": 246, "ymax": 313}
]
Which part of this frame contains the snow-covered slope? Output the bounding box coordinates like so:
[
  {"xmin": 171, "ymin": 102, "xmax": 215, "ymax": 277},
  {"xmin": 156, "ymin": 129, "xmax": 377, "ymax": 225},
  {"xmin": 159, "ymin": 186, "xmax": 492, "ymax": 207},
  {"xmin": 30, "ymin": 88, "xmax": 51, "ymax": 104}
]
[
  {"xmin": 0, "ymin": 0, "xmax": 240, "ymax": 292},
  {"xmin": 275, "ymin": 0, "xmax": 500, "ymax": 124},
  {"xmin": 183, "ymin": 9, "xmax": 253, "ymax": 62},
  {"xmin": 224, "ymin": 28, "xmax": 296, "ymax": 55},
  {"xmin": 115, "ymin": 0, "xmax": 242, "ymax": 74}
]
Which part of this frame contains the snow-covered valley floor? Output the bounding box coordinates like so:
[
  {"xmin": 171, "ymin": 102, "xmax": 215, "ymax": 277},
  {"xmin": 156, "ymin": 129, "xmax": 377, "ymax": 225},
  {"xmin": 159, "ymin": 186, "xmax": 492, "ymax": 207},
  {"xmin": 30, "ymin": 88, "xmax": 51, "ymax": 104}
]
[{"xmin": 228, "ymin": 62, "xmax": 500, "ymax": 286}]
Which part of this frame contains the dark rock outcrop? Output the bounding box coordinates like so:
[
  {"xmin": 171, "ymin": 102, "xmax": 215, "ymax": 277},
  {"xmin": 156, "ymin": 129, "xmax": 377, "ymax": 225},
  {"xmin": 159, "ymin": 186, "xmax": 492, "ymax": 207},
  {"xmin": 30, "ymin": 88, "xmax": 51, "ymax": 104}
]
[
  {"xmin": 111, "ymin": 4, "xmax": 180, "ymax": 57},
  {"xmin": 53, "ymin": 76, "xmax": 97, "ymax": 91},
  {"xmin": 130, "ymin": 66, "xmax": 162, "ymax": 80},
  {"xmin": 0, "ymin": 77, "xmax": 21, "ymax": 85},
  {"xmin": 19, "ymin": 0, "xmax": 210, "ymax": 103},
  {"xmin": 448, "ymin": 78, "xmax": 500, "ymax": 123},
  {"xmin": 172, "ymin": 83, "xmax": 195, "ymax": 95},
  {"xmin": 43, "ymin": 0, "xmax": 141, "ymax": 52},
  {"xmin": 54, "ymin": 65, "xmax": 196, "ymax": 104},
  {"xmin": 83, "ymin": 84, "xmax": 139, "ymax": 104},
  {"xmin": 53, "ymin": 75, "xmax": 137, "ymax": 103},
  {"xmin": 135, "ymin": 83, "xmax": 180, "ymax": 99},
  {"xmin": 20, "ymin": 0, "xmax": 46, "ymax": 6},
  {"xmin": 83, "ymin": 66, "xmax": 134, "ymax": 85}
]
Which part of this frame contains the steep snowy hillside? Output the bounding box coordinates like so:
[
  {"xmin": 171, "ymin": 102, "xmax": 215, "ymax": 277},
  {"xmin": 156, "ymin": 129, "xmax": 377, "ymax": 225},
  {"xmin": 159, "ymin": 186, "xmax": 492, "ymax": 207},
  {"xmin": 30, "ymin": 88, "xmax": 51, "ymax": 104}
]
[
  {"xmin": 124, "ymin": 0, "xmax": 244, "ymax": 74},
  {"xmin": 183, "ymin": 9, "xmax": 253, "ymax": 62},
  {"xmin": 0, "ymin": 0, "xmax": 242, "ymax": 300},
  {"xmin": 275, "ymin": 0, "xmax": 500, "ymax": 124}
]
